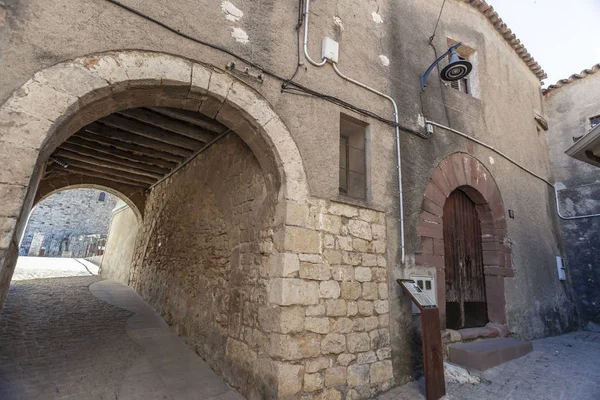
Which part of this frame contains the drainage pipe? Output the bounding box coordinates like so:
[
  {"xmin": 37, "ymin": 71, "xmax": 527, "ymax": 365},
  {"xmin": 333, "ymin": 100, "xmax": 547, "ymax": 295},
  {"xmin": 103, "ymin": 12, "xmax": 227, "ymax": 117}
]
[
  {"xmin": 425, "ymin": 120, "xmax": 600, "ymax": 220},
  {"xmin": 332, "ymin": 63, "xmax": 407, "ymax": 264},
  {"xmin": 302, "ymin": 0, "xmax": 327, "ymax": 67}
]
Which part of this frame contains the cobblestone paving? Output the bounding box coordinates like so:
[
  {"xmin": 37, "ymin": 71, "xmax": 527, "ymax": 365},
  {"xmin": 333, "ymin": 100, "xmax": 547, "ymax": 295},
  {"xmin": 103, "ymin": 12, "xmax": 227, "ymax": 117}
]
[
  {"xmin": 377, "ymin": 331, "xmax": 600, "ymax": 400},
  {"xmin": 0, "ymin": 276, "xmax": 143, "ymax": 400}
]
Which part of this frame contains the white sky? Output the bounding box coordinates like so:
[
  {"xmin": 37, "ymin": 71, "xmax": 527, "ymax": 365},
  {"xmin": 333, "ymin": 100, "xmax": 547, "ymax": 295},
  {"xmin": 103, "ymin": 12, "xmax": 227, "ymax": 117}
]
[{"xmin": 486, "ymin": 0, "xmax": 600, "ymax": 87}]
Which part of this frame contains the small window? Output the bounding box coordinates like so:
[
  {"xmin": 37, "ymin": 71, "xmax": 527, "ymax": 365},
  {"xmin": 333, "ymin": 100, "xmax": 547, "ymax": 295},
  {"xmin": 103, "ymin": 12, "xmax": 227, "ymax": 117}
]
[
  {"xmin": 98, "ymin": 192, "xmax": 106, "ymax": 202},
  {"xmin": 590, "ymin": 115, "xmax": 600, "ymax": 129},
  {"xmin": 339, "ymin": 115, "xmax": 367, "ymax": 199},
  {"xmin": 447, "ymin": 39, "xmax": 479, "ymax": 98}
]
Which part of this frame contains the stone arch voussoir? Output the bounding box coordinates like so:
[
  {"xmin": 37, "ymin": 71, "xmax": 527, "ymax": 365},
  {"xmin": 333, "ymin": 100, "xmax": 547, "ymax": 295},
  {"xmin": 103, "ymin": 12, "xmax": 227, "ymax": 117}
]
[{"xmin": 416, "ymin": 152, "xmax": 512, "ymax": 325}]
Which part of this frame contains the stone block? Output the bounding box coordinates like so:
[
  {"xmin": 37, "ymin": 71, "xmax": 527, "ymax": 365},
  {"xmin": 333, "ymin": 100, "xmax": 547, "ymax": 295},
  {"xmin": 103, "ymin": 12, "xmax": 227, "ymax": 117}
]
[
  {"xmin": 352, "ymin": 238, "xmax": 371, "ymax": 253},
  {"xmin": 347, "ymin": 301, "xmax": 358, "ymax": 317},
  {"xmin": 325, "ymin": 366, "xmax": 347, "ymax": 386},
  {"xmin": 362, "ymin": 282, "xmax": 378, "ymax": 300},
  {"xmin": 332, "ymin": 265, "xmax": 354, "ymax": 281},
  {"xmin": 348, "ymin": 220, "xmax": 372, "ymax": 240},
  {"xmin": 300, "ymin": 262, "xmax": 331, "ymax": 281},
  {"xmin": 374, "ymin": 300, "xmax": 389, "ymax": 314},
  {"xmin": 357, "ymin": 351, "xmax": 377, "ymax": 365},
  {"xmin": 358, "ymin": 301, "xmax": 374, "ymax": 316},
  {"xmin": 269, "ymin": 252, "xmax": 300, "ymax": 278},
  {"xmin": 353, "ymin": 318, "xmax": 365, "ymax": 332},
  {"xmin": 361, "ymin": 254, "xmax": 378, "ymax": 267},
  {"xmin": 269, "ymin": 278, "xmax": 319, "ymax": 306},
  {"xmin": 336, "ymin": 236, "xmax": 353, "ymax": 251},
  {"xmin": 369, "ymin": 360, "xmax": 393, "ymax": 383},
  {"xmin": 328, "ymin": 203, "xmax": 358, "ymax": 217},
  {"xmin": 0, "ymin": 143, "xmax": 38, "ymax": 185},
  {"xmin": 304, "ymin": 372, "xmax": 324, "ymax": 392},
  {"xmin": 364, "ymin": 316, "xmax": 379, "ymax": 331},
  {"xmin": 305, "ymin": 317, "xmax": 330, "ymax": 334},
  {"xmin": 269, "ymin": 333, "xmax": 321, "ymax": 360},
  {"xmin": 343, "ymin": 252, "xmax": 362, "ymax": 265},
  {"xmin": 306, "ymin": 304, "xmax": 325, "ymax": 316},
  {"xmin": 326, "ymin": 299, "xmax": 347, "ymax": 316},
  {"xmin": 306, "ymin": 357, "xmax": 330, "ymax": 373},
  {"xmin": 369, "ymin": 329, "xmax": 391, "ymax": 349},
  {"xmin": 347, "ymin": 332, "xmax": 371, "ymax": 353},
  {"xmin": 259, "ymin": 305, "xmax": 305, "ymax": 333},
  {"xmin": 319, "ymin": 281, "xmax": 341, "ymax": 299},
  {"xmin": 321, "ymin": 334, "xmax": 346, "ymax": 354},
  {"xmin": 315, "ymin": 388, "xmax": 343, "ymax": 400},
  {"xmin": 337, "ymin": 353, "xmax": 356, "ymax": 366},
  {"xmin": 324, "ymin": 234, "xmax": 335, "ymax": 249},
  {"xmin": 371, "ymin": 224, "xmax": 385, "ymax": 240},
  {"xmin": 347, "ymin": 364, "xmax": 370, "ymax": 387},
  {"xmin": 320, "ymin": 214, "xmax": 342, "ymax": 234},
  {"xmin": 332, "ymin": 317, "xmax": 354, "ymax": 334},
  {"xmin": 323, "ymin": 249, "xmax": 342, "ymax": 265},
  {"xmin": 377, "ymin": 347, "xmax": 392, "ymax": 360},
  {"xmin": 373, "ymin": 240, "xmax": 386, "ymax": 254},
  {"xmin": 274, "ymin": 361, "xmax": 304, "ymax": 398},
  {"xmin": 275, "ymin": 226, "xmax": 320, "ymax": 254},
  {"xmin": 341, "ymin": 281, "xmax": 362, "ymax": 300},
  {"xmin": 378, "ymin": 283, "xmax": 389, "ymax": 300},
  {"xmin": 189, "ymin": 63, "xmax": 212, "ymax": 99},
  {"xmin": 359, "ymin": 209, "xmax": 384, "ymax": 224},
  {"xmin": 378, "ymin": 314, "xmax": 389, "ymax": 328},
  {"xmin": 276, "ymin": 201, "xmax": 311, "ymax": 228},
  {"xmin": 355, "ymin": 267, "xmax": 372, "ymax": 282},
  {"xmin": 0, "ymin": 107, "xmax": 53, "ymax": 150},
  {"xmin": 373, "ymin": 267, "xmax": 387, "ymax": 281}
]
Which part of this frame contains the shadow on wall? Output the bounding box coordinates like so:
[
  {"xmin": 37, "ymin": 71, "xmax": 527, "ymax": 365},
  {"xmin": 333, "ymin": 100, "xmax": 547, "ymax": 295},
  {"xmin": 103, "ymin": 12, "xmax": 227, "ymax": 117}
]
[{"xmin": 99, "ymin": 200, "xmax": 139, "ymax": 285}]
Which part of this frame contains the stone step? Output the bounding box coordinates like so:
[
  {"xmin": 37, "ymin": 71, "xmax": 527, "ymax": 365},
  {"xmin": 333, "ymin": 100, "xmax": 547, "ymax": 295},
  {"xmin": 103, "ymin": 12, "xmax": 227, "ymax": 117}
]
[{"xmin": 448, "ymin": 337, "xmax": 533, "ymax": 371}]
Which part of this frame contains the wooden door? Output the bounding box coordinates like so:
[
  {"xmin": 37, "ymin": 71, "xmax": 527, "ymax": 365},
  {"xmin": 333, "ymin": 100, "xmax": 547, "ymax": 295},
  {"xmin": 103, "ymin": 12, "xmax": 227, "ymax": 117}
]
[{"xmin": 443, "ymin": 189, "xmax": 488, "ymax": 330}]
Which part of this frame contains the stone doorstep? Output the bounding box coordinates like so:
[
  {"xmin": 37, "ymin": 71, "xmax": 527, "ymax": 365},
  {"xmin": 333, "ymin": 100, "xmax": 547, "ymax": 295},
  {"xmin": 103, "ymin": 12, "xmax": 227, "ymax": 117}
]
[
  {"xmin": 443, "ymin": 323, "xmax": 509, "ymax": 344},
  {"xmin": 448, "ymin": 338, "xmax": 533, "ymax": 371}
]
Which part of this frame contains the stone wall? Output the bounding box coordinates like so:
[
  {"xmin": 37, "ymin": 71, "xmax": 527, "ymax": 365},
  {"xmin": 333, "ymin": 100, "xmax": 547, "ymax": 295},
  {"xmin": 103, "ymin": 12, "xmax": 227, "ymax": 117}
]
[
  {"xmin": 129, "ymin": 133, "xmax": 275, "ymax": 399},
  {"xmin": 264, "ymin": 199, "xmax": 393, "ymax": 399},
  {"xmin": 100, "ymin": 201, "xmax": 139, "ymax": 285},
  {"xmin": 19, "ymin": 188, "xmax": 117, "ymax": 257},
  {"xmin": 545, "ymin": 74, "xmax": 600, "ymax": 328}
]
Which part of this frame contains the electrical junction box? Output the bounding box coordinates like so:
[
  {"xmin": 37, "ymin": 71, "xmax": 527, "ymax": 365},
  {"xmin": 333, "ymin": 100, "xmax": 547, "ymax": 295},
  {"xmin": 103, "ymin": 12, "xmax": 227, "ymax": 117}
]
[
  {"xmin": 556, "ymin": 256, "xmax": 566, "ymax": 281},
  {"xmin": 322, "ymin": 37, "xmax": 339, "ymax": 63},
  {"xmin": 410, "ymin": 276, "xmax": 436, "ymax": 314}
]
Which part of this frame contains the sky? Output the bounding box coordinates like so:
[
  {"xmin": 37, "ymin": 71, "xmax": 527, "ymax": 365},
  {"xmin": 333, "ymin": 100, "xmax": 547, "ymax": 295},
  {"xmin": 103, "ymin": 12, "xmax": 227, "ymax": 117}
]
[{"xmin": 486, "ymin": 0, "xmax": 600, "ymax": 87}]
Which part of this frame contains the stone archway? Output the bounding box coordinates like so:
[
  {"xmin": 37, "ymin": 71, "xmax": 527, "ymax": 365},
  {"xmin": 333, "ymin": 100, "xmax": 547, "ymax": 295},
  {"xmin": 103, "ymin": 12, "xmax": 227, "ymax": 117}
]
[
  {"xmin": 416, "ymin": 152, "xmax": 512, "ymax": 327},
  {"xmin": 0, "ymin": 50, "xmax": 310, "ymax": 306}
]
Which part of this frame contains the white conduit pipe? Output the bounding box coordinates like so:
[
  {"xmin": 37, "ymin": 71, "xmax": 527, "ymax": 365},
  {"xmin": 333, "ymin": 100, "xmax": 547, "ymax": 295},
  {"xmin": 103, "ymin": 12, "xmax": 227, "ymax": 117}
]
[
  {"xmin": 303, "ymin": 0, "xmax": 327, "ymax": 67},
  {"xmin": 425, "ymin": 120, "xmax": 600, "ymax": 221},
  {"xmin": 332, "ymin": 63, "xmax": 406, "ymax": 264}
]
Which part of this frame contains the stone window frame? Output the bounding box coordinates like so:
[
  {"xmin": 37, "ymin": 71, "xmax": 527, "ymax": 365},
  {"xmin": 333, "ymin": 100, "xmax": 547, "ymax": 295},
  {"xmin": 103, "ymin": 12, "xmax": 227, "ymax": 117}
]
[
  {"xmin": 338, "ymin": 114, "xmax": 369, "ymax": 200},
  {"xmin": 416, "ymin": 152, "xmax": 513, "ymax": 328}
]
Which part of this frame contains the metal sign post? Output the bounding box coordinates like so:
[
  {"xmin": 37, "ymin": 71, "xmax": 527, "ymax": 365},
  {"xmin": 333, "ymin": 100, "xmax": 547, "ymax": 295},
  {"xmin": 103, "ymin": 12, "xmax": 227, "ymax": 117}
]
[{"xmin": 397, "ymin": 279, "xmax": 446, "ymax": 400}]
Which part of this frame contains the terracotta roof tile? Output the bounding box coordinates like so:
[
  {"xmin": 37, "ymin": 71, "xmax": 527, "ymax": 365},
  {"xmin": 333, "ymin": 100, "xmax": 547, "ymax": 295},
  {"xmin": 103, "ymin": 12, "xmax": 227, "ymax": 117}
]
[
  {"xmin": 464, "ymin": 0, "xmax": 547, "ymax": 81},
  {"xmin": 543, "ymin": 64, "xmax": 600, "ymax": 94}
]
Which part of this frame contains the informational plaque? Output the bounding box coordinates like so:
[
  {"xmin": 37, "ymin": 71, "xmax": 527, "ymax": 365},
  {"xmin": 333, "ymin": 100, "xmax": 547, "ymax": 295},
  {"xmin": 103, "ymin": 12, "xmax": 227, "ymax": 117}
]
[
  {"xmin": 397, "ymin": 279, "xmax": 446, "ymax": 400},
  {"xmin": 398, "ymin": 279, "xmax": 436, "ymax": 308}
]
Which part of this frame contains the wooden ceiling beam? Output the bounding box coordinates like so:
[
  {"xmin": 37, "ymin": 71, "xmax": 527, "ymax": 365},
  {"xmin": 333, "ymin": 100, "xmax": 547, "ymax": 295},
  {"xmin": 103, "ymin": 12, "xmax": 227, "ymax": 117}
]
[
  {"xmin": 59, "ymin": 166, "xmax": 149, "ymax": 188},
  {"xmin": 66, "ymin": 135, "xmax": 179, "ymax": 170},
  {"xmin": 60, "ymin": 142, "xmax": 171, "ymax": 176},
  {"xmin": 55, "ymin": 151, "xmax": 160, "ymax": 184},
  {"xmin": 148, "ymin": 107, "xmax": 227, "ymax": 133},
  {"xmin": 99, "ymin": 114, "xmax": 204, "ymax": 150},
  {"xmin": 83, "ymin": 123, "xmax": 193, "ymax": 158},
  {"xmin": 118, "ymin": 108, "xmax": 216, "ymax": 143}
]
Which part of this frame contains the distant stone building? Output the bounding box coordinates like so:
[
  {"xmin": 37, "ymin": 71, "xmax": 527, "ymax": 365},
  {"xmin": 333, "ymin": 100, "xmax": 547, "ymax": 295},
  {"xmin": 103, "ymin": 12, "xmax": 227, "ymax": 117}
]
[
  {"xmin": 545, "ymin": 67, "xmax": 600, "ymax": 330},
  {"xmin": 19, "ymin": 189, "xmax": 117, "ymax": 258}
]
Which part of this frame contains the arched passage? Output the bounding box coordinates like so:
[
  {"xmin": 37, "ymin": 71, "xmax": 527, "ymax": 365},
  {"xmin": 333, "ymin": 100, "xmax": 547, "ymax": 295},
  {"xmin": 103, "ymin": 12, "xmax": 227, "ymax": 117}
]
[
  {"xmin": 0, "ymin": 50, "xmax": 309, "ymax": 297},
  {"xmin": 416, "ymin": 152, "xmax": 512, "ymax": 328},
  {"xmin": 0, "ymin": 50, "xmax": 313, "ymax": 398}
]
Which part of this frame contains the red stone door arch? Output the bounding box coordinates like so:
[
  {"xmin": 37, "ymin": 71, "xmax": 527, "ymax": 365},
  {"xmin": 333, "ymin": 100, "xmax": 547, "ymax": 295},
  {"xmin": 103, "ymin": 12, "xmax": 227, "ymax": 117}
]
[{"xmin": 416, "ymin": 153, "xmax": 513, "ymax": 328}]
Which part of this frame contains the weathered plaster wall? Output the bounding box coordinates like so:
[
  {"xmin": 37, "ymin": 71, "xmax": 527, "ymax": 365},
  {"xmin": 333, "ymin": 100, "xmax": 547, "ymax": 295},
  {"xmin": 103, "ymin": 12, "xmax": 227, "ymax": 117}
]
[
  {"xmin": 100, "ymin": 200, "xmax": 138, "ymax": 285},
  {"xmin": 0, "ymin": 0, "xmax": 578, "ymax": 394},
  {"xmin": 19, "ymin": 188, "xmax": 117, "ymax": 256},
  {"xmin": 546, "ymin": 75, "xmax": 600, "ymax": 328}
]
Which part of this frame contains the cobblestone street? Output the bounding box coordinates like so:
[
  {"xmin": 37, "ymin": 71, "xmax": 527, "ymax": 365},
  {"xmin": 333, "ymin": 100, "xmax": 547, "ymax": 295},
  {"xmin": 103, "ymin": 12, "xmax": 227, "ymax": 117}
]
[
  {"xmin": 377, "ymin": 331, "xmax": 600, "ymax": 400},
  {"xmin": 0, "ymin": 260, "xmax": 243, "ymax": 400},
  {"xmin": 1, "ymin": 260, "xmax": 599, "ymax": 399}
]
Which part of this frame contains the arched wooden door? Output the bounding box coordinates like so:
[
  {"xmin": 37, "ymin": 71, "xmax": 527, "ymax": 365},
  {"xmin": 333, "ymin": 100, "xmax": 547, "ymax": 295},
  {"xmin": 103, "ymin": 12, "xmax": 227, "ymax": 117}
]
[{"xmin": 443, "ymin": 189, "xmax": 488, "ymax": 330}]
